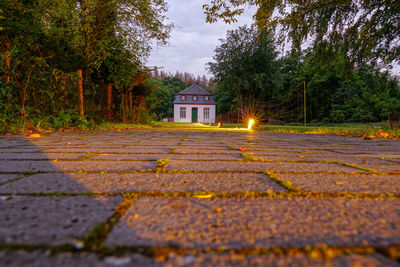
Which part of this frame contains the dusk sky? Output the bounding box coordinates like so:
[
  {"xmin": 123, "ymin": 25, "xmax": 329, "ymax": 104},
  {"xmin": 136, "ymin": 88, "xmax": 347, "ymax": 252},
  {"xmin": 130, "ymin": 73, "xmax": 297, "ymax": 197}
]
[
  {"xmin": 147, "ymin": 1, "xmax": 399, "ymax": 78},
  {"xmin": 147, "ymin": 0, "xmax": 256, "ymax": 78}
]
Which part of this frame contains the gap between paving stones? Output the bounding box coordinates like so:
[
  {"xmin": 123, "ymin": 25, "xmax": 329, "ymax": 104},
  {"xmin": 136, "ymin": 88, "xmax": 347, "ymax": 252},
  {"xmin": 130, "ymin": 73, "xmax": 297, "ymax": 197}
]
[
  {"xmin": 1, "ymin": 191, "xmax": 399, "ymax": 201},
  {"xmin": 1, "ymin": 241, "xmax": 399, "ymax": 262},
  {"xmin": 0, "ymin": 242, "xmax": 399, "ymax": 262}
]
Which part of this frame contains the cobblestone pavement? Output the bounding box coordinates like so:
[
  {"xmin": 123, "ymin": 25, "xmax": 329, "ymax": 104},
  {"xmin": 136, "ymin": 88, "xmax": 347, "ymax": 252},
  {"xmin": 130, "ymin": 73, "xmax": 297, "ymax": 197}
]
[{"xmin": 0, "ymin": 129, "xmax": 399, "ymax": 266}]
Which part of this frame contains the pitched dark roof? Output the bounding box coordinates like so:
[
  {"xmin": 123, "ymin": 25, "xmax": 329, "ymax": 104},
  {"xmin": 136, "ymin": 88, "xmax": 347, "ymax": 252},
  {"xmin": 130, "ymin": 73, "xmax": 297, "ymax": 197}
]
[
  {"xmin": 177, "ymin": 83, "xmax": 212, "ymax": 95},
  {"xmin": 173, "ymin": 94, "xmax": 216, "ymax": 105}
]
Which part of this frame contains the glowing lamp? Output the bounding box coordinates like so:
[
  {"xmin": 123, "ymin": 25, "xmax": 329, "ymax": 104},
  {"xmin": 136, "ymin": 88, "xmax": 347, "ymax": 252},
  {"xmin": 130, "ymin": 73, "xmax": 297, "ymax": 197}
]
[{"xmin": 248, "ymin": 119, "xmax": 254, "ymax": 130}]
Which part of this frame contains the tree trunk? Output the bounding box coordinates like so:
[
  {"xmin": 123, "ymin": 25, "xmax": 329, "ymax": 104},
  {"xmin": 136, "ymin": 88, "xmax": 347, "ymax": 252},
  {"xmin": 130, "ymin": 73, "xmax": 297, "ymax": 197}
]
[
  {"xmin": 107, "ymin": 83, "xmax": 112, "ymax": 121},
  {"xmin": 21, "ymin": 69, "xmax": 33, "ymax": 122},
  {"xmin": 77, "ymin": 69, "xmax": 84, "ymax": 116},
  {"xmin": 129, "ymin": 91, "xmax": 133, "ymax": 119},
  {"xmin": 5, "ymin": 42, "xmax": 10, "ymax": 83}
]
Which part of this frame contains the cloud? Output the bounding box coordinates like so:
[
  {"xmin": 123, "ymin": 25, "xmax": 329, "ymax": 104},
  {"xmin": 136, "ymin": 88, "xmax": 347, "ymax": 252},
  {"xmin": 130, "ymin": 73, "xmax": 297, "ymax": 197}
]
[{"xmin": 147, "ymin": 0, "xmax": 255, "ymax": 78}]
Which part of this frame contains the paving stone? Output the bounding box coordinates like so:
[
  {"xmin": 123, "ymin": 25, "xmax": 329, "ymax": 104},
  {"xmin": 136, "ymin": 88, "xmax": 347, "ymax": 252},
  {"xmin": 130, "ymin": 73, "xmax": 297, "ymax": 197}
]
[
  {"xmin": 4, "ymin": 250, "xmax": 391, "ymax": 267},
  {"xmin": 165, "ymin": 252, "xmax": 399, "ymax": 267},
  {"xmin": 0, "ymin": 148, "xmax": 44, "ymax": 153},
  {"xmin": 0, "ymin": 160, "xmax": 156, "ymax": 172},
  {"xmin": 0, "ymin": 172, "xmax": 286, "ymax": 194},
  {"xmin": 0, "ymin": 250, "xmax": 161, "ymax": 267},
  {"xmin": 0, "ymin": 196, "xmax": 122, "ymax": 245},
  {"xmin": 244, "ymin": 151, "xmax": 299, "ymax": 156},
  {"xmin": 296, "ymin": 155, "xmax": 390, "ymax": 164},
  {"xmin": 168, "ymin": 154, "xmax": 243, "ymax": 160},
  {"xmin": 92, "ymin": 154, "xmax": 166, "ymax": 160},
  {"xmin": 0, "ymin": 174, "xmax": 22, "ymax": 184},
  {"xmin": 179, "ymin": 143, "xmax": 228, "ymax": 148},
  {"xmin": 92, "ymin": 153, "xmax": 243, "ymax": 160},
  {"xmin": 175, "ymin": 148, "xmax": 239, "ymax": 154},
  {"xmin": 46, "ymin": 148, "xmax": 169, "ymax": 153},
  {"xmin": 357, "ymin": 163, "xmax": 400, "ymax": 173},
  {"xmin": 166, "ymin": 160, "xmax": 360, "ymax": 172},
  {"xmin": 106, "ymin": 197, "xmax": 400, "ymax": 249},
  {"xmin": 0, "ymin": 153, "xmax": 87, "ymax": 160},
  {"xmin": 277, "ymin": 173, "xmax": 400, "ymax": 194}
]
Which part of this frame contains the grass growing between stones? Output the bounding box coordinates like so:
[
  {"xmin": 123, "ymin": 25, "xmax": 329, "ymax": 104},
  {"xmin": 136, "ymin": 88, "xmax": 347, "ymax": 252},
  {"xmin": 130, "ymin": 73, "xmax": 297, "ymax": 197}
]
[
  {"xmin": 241, "ymin": 153, "xmax": 269, "ymax": 162},
  {"xmin": 82, "ymin": 197, "xmax": 137, "ymax": 250},
  {"xmin": 265, "ymin": 171, "xmax": 302, "ymax": 192},
  {"xmin": 0, "ymin": 239, "xmax": 398, "ymax": 262},
  {"xmin": 324, "ymin": 160, "xmax": 381, "ymax": 173},
  {"xmin": 156, "ymin": 158, "xmax": 170, "ymax": 168}
]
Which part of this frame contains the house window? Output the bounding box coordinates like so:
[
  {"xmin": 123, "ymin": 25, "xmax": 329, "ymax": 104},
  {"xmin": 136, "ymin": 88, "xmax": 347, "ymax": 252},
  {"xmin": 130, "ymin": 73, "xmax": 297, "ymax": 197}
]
[
  {"xmin": 205, "ymin": 96, "xmax": 209, "ymax": 101},
  {"xmin": 204, "ymin": 107, "xmax": 210, "ymax": 119},
  {"xmin": 193, "ymin": 95, "xmax": 197, "ymax": 101},
  {"xmin": 180, "ymin": 107, "xmax": 186, "ymax": 118},
  {"xmin": 181, "ymin": 95, "xmax": 186, "ymax": 101}
]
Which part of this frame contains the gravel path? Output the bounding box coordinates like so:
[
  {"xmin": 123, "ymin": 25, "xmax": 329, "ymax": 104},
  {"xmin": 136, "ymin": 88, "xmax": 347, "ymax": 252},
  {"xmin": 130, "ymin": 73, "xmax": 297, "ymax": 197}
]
[{"xmin": 0, "ymin": 129, "xmax": 399, "ymax": 266}]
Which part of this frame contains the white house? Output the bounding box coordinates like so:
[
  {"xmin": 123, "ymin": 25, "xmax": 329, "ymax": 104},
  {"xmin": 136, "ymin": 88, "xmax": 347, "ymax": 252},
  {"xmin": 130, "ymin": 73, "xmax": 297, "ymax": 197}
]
[{"xmin": 173, "ymin": 83, "xmax": 216, "ymax": 123}]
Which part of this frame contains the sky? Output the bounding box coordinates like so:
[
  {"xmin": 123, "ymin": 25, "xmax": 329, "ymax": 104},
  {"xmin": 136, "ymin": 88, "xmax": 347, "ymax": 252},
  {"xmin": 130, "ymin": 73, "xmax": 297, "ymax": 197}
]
[
  {"xmin": 147, "ymin": 0, "xmax": 399, "ymax": 78},
  {"xmin": 147, "ymin": 0, "xmax": 256, "ymax": 78}
]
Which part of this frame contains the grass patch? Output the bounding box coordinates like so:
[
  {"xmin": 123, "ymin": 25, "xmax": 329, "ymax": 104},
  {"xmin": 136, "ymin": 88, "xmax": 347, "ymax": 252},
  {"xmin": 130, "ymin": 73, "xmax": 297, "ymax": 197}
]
[
  {"xmin": 259, "ymin": 123, "xmax": 400, "ymax": 137},
  {"xmin": 241, "ymin": 153, "xmax": 255, "ymax": 161},
  {"xmin": 157, "ymin": 157, "xmax": 170, "ymax": 168},
  {"xmin": 241, "ymin": 153, "xmax": 268, "ymax": 162}
]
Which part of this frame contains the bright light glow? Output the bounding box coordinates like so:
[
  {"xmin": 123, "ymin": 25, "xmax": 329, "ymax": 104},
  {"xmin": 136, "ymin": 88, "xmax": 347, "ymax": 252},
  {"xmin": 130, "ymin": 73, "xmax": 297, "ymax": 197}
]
[{"xmin": 248, "ymin": 119, "xmax": 255, "ymax": 130}]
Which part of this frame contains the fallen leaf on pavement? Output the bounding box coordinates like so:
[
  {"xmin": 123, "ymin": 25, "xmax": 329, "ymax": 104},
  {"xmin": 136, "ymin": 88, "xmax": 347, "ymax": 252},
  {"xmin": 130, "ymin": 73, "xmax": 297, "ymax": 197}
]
[
  {"xmin": 194, "ymin": 194, "xmax": 212, "ymax": 198},
  {"xmin": 26, "ymin": 133, "xmax": 41, "ymax": 139},
  {"xmin": 375, "ymin": 129, "xmax": 390, "ymax": 138}
]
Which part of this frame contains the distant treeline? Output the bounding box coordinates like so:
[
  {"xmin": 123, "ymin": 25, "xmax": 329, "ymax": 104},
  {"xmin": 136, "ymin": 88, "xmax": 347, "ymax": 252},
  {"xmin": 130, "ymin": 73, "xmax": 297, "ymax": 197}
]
[{"xmin": 150, "ymin": 69, "xmax": 214, "ymax": 90}]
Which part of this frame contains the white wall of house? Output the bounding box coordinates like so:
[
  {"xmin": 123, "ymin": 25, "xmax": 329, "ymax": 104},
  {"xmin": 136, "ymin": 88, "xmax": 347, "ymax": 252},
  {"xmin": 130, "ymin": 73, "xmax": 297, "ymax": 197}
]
[{"xmin": 174, "ymin": 104, "xmax": 216, "ymax": 123}]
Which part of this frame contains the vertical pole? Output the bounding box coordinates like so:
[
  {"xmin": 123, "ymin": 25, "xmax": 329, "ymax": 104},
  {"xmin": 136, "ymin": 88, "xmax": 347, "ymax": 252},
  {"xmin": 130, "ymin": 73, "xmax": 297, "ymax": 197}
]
[
  {"xmin": 107, "ymin": 83, "xmax": 112, "ymax": 121},
  {"xmin": 77, "ymin": 69, "xmax": 84, "ymax": 116},
  {"xmin": 304, "ymin": 81, "xmax": 306, "ymax": 126}
]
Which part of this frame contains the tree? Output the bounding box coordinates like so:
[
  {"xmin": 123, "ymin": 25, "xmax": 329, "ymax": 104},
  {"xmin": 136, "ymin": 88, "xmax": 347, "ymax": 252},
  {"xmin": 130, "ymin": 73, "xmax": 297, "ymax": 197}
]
[
  {"xmin": 152, "ymin": 76, "xmax": 186, "ymax": 118},
  {"xmin": 208, "ymin": 26, "xmax": 280, "ymax": 109},
  {"xmin": 203, "ymin": 0, "xmax": 400, "ymax": 67},
  {"xmin": 0, "ymin": 0, "xmax": 173, "ymax": 129}
]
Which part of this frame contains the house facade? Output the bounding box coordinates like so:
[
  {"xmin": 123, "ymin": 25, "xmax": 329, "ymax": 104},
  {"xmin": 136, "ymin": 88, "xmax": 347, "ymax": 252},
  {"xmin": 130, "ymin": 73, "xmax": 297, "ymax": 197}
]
[{"xmin": 173, "ymin": 83, "xmax": 216, "ymax": 123}]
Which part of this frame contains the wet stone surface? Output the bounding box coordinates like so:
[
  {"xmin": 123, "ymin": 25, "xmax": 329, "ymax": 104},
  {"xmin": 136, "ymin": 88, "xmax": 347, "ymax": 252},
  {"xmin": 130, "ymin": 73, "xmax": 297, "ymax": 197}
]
[{"xmin": 0, "ymin": 129, "xmax": 399, "ymax": 266}]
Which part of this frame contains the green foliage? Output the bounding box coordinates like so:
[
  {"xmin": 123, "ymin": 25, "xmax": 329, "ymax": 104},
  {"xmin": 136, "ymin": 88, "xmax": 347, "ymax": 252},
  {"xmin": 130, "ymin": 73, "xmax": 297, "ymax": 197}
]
[
  {"xmin": 208, "ymin": 26, "xmax": 281, "ymax": 109},
  {"xmin": 203, "ymin": 0, "xmax": 400, "ymax": 66},
  {"xmin": 207, "ymin": 23, "xmax": 400, "ymax": 123},
  {"xmin": 276, "ymin": 47, "xmax": 400, "ymax": 123},
  {"xmin": 0, "ymin": 0, "xmax": 173, "ymax": 132},
  {"xmin": 152, "ymin": 77, "xmax": 186, "ymax": 118},
  {"xmin": 50, "ymin": 109, "xmax": 94, "ymax": 129}
]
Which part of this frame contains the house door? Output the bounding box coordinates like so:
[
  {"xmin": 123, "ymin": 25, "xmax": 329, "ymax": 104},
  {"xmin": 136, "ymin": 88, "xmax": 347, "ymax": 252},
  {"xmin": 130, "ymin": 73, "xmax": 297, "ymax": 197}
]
[{"xmin": 191, "ymin": 107, "xmax": 198, "ymax": 123}]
